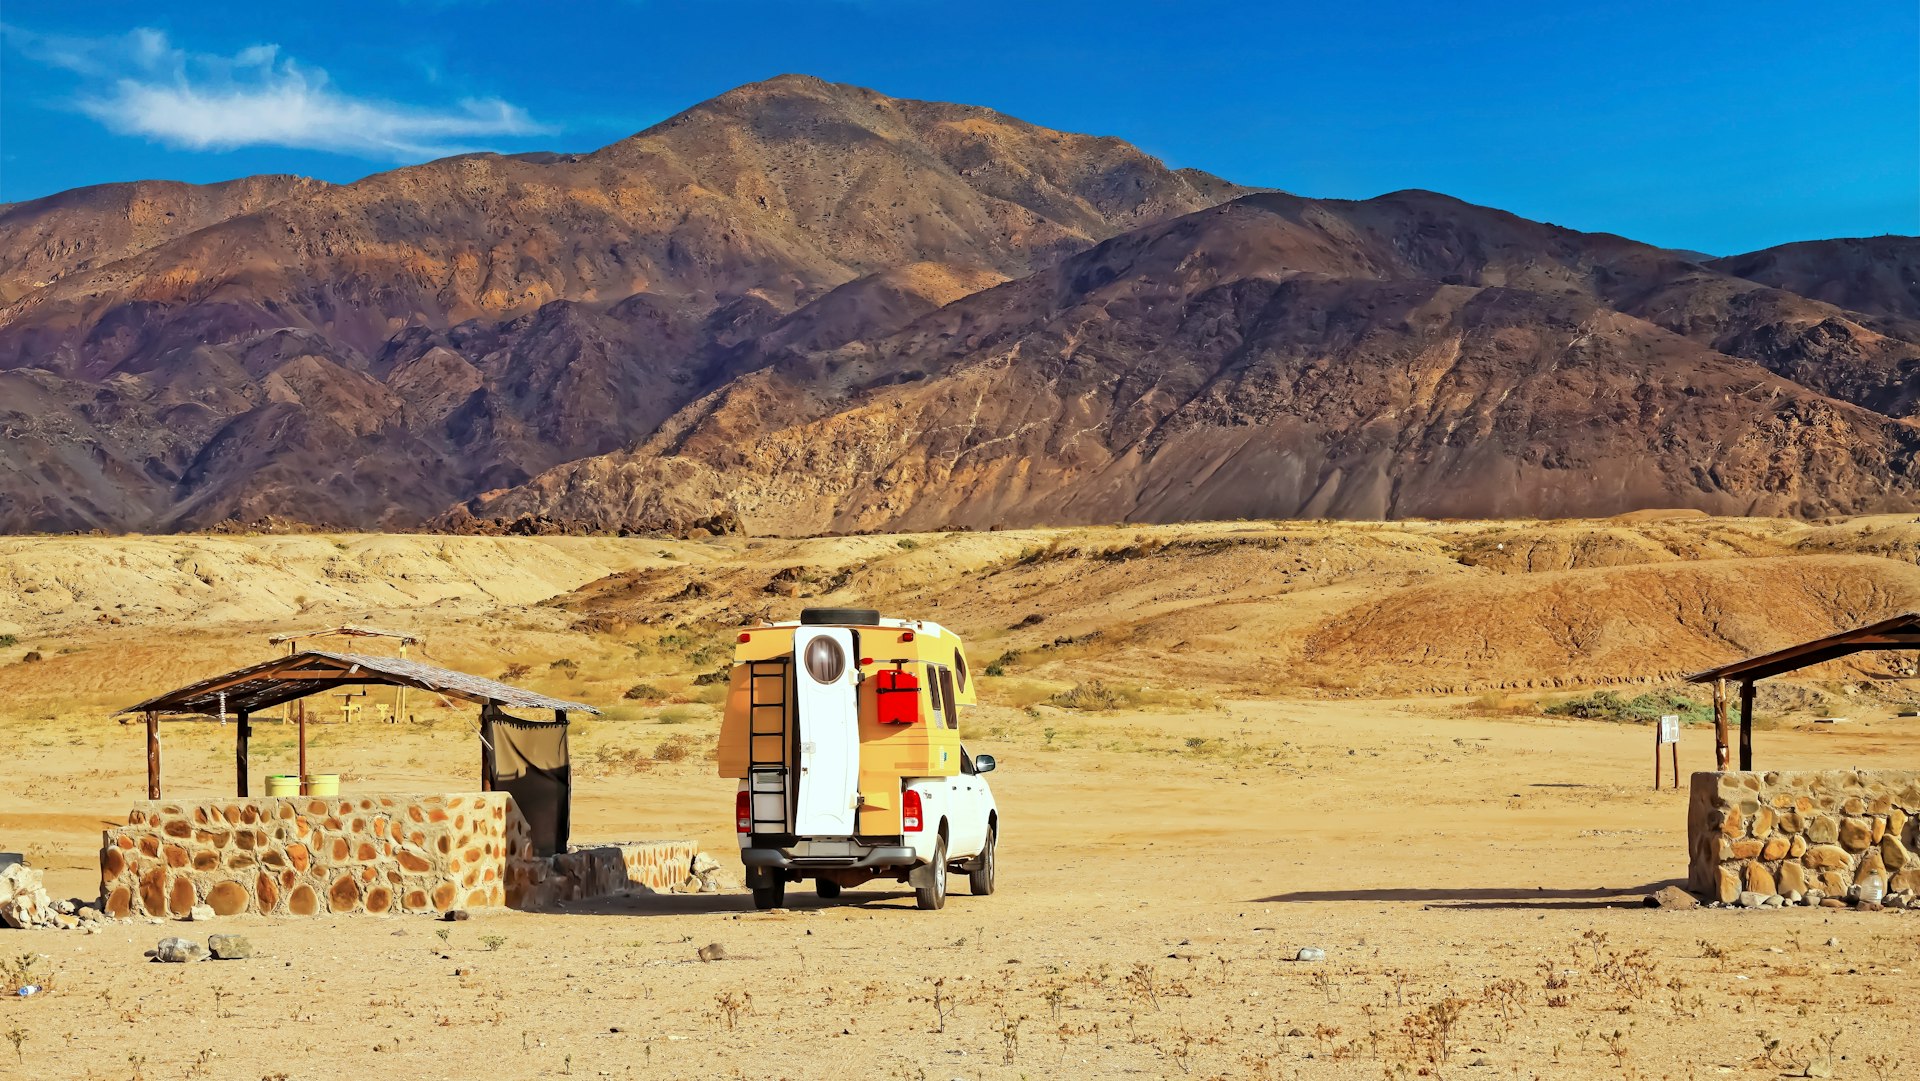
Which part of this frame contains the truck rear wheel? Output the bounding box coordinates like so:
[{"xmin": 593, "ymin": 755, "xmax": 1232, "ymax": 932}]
[
  {"xmin": 815, "ymin": 879, "xmax": 842, "ymax": 899},
  {"xmin": 969, "ymin": 825, "xmax": 996, "ymax": 896},
  {"xmin": 751, "ymin": 881, "xmax": 785, "ymax": 910},
  {"xmin": 915, "ymin": 836, "xmax": 948, "ymax": 910}
]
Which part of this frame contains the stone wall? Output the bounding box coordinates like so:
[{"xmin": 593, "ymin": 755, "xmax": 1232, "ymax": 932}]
[
  {"xmin": 101, "ymin": 794, "xmax": 513, "ymax": 918},
  {"xmin": 507, "ymin": 841, "xmax": 702, "ymax": 908},
  {"xmin": 1688, "ymin": 770, "xmax": 1920, "ymax": 905},
  {"xmin": 101, "ymin": 793, "xmax": 704, "ymax": 918}
]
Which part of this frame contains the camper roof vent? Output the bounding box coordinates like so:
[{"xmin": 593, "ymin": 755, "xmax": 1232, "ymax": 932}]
[{"xmin": 800, "ymin": 607, "xmax": 882, "ymax": 626}]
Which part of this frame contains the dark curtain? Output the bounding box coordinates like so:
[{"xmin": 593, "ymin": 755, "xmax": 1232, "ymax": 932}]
[{"xmin": 485, "ymin": 705, "xmax": 571, "ymax": 857}]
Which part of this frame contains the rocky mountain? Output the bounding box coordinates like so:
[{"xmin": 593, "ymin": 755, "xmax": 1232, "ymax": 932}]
[
  {"xmin": 459, "ymin": 191, "xmax": 1920, "ymax": 532},
  {"xmin": 0, "ymin": 174, "xmax": 332, "ymax": 306},
  {"xmin": 1, "ymin": 76, "xmax": 1916, "ymax": 534},
  {"xmin": 1711, "ymin": 236, "xmax": 1920, "ymax": 322},
  {"xmin": 0, "ymin": 75, "xmax": 1238, "ymax": 531}
]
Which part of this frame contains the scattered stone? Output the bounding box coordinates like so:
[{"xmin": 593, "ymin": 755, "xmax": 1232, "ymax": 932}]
[
  {"xmin": 208, "ymin": 934, "xmax": 253, "ymax": 960},
  {"xmin": 1820, "ymin": 898, "xmax": 1848, "ymax": 909},
  {"xmin": 1736, "ymin": 891, "xmax": 1768, "ymax": 909},
  {"xmin": 1645, "ymin": 886, "xmax": 1698, "ymax": 910},
  {"xmin": 443, "ymin": 910, "xmax": 469, "ymax": 922},
  {"xmin": 51, "ymin": 898, "xmax": 74, "ymax": 916},
  {"xmin": 1294, "ymin": 947, "xmax": 1326, "ymax": 962},
  {"xmin": 154, "ymin": 936, "xmax": 209, "ymax": 963},
  {"xmin": 1285, "ymin": 1027, "xmax": 1306, "ymax": 1038},
  {"xmin": 1803, "ymin": 1056, "xmax": 1835, "ymax": 1078},
  {"xmin": 690, "ymin": 852, "xmax": 721, "ymax": 876},
  {"xmin": 697, "ymin": 942, "xmax": 729, "ymax": 962},
  {"xmin": 187, "ymin": 904, "xmax": 216, "ymax": 922},
  {"xmin": 1826, "ymin": 937, "xmax": 1840, "ymax": 948},
  {"xmin": 77, "ymin": 906, "xmax": 100, "ymax": 922}
]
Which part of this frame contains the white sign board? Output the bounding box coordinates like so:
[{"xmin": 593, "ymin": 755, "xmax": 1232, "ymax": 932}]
[{"xmin": 1657, "ymin": 714, "xmax": 1680, "ymax": 745}]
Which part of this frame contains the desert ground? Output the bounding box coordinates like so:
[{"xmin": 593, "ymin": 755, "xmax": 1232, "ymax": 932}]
[{"xmin": 2, "ymin": 516, "xmax": 1918, "ymax": 1080}]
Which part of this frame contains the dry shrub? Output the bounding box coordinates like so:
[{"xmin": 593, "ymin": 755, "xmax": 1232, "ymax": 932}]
[
  {"xmin": 623, "ymin": 682, "xmax": 667, "ymax": 701},
  {"xmin": 499, "ymin": 662, "xmax": 532, "ymax": 681},
  {"xmin": 593, "ymin": 746, "xmax": 654, "ymax": 774},
  {"xmin": 1049, "ymin": 679, "xmax": 1137, "ymax": 711},
  {"xmin": 654, "ymin": 735, "xmax": 698, "ymax": 762}
]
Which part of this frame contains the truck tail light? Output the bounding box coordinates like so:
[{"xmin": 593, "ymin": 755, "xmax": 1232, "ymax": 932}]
[
  {"xmin": 902, "ymin": 789, "xmax": 923, "ymax": 832},
  {"xmin": 736, "ymin": 790, "xmax": 751, "ymax": 833}
]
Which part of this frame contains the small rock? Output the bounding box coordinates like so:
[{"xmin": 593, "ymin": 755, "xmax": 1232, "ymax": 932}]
[
  {"xmin": 697, "ymin": 942, "xmax": 728, "ymax": 962},
  {"xmin": 1645, "ymin": 886, "xmax": 1698, "ymax": 910},
  {"xmin": 1737, "ymin": 891, "xmax": 1768, "ymax": 909},
  {"xmin": 154, "ymin": 936, "xmax": 208, "ymax": 963},
  {"xmin": 1821, "ymin": 898, "xmax": 1848, "ymax": 909},
  {"xmin": 51, "ymin": 913, "xmax": 79, "ymax": 930},
  {"xmin": 1764, "ymin": 894, "xmax": 1785, "ymax": 908},
  {"xmin": 1294, "ymin": 947, "xmax": 1326, "ymax": 962},
  {"xmin": 1285, "ymin": 1027, "xmax": 1306, "ymax": 1038},
  {"xmin": 187, "ymin": 904, "xmax": 216, "ymax": 922},
  {"xmin": 208, "ymin": 934, "xmax": 253, "ymax": 960},
  {"xmin": 77, "ymin": 906, "xmax": 100, "ymax": 922},
  {"xmin": 1803, "ymin": 1056, "xmax": 1835, "ymax": 1078},
  {"xmin": 690, "ymin": 852, "xmax": 721, "ymax": 875},
  {"xmin": 443, "ymin": 910, "xmax": 469, "ymax": 922},
  {"xmin": 52, "ymin": 898, "xmax": 75, "ymax": 916}
]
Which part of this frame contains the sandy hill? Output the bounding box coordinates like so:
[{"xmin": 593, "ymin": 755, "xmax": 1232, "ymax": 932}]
[{"xmin": 13, "ymin": 516, "xmax": 1915, "ymax": 717}]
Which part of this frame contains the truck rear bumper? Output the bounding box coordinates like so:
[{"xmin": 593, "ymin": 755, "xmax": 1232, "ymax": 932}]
[{"xmin": 740, "ymin": 845, "xmax": 918, "ymax": 872}]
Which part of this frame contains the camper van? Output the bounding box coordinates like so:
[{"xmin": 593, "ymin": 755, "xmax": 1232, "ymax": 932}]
[{"xmin": 716, "ymin": 607, "xmax": 999, "ymax": 910}]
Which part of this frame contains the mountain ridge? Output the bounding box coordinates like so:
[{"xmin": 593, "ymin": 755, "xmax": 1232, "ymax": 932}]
[{"xmin": 0, "ymin": 76, "xmax": 1915, "ymax": 535}]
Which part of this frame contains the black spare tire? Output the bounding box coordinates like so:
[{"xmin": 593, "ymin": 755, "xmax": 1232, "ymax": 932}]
[{"xmin": 800, "ymin": 607, "xmax": 881, "ymax": 626}]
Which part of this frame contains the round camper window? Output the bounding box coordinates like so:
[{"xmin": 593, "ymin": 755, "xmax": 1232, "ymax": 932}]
[{"xmin": 803, "ymin": 635, "xmax": 846, "ymax": 684}]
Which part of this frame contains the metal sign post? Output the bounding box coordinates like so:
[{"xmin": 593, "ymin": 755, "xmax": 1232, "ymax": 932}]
[{"xmin": 1655, "ymin": 714, "xmax": 1680, "ymax": 789}]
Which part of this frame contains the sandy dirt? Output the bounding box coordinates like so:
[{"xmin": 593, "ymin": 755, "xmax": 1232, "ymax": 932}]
[{"xmin": 1, "ymin": 519, "xmax": 1917, "ymax": 1080}]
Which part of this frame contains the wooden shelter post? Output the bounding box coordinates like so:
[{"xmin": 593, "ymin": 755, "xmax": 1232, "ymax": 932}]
[
  {"xmin": 236, "ymin": 709, "xmax": 251, "ymax": 797},
  {"xmin": 145, "ymin": 710, "xmax": 161, "ymax": 799},
  {"xmin": 1712, "ymin": 678, "xmax": 1730, "ymax": 770},
  {"xmin": 297, "ymin": 698, "xmax": 308, "ymax": 795},
  {"xmin": 1738, "ymin": 679, "xmax": 1755, "ymax": 771},
  {"xmin": 479, "ymin": 705, "xmax": 496, "ymax": 791}
]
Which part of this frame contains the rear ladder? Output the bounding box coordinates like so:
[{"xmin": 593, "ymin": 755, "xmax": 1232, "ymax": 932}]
[{"xmin": 746, "ymin": 660, "xmax": 791, "ymax": 834}]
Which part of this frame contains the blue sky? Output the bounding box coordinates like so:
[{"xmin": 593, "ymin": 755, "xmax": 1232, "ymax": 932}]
[{"xmin": 2, "ymin": 2, "xmax": 1913, "ymax": 255}]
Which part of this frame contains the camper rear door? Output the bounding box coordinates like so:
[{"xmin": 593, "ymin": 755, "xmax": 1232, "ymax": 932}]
[{"xmin": 794, "ymin": 627, "xmax": 860, "ymax": 836}]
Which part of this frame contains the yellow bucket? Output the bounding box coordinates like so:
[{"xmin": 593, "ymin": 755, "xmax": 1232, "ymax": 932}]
[
  {"xmin": 264, "ymin": 775, "xmax": 300, "ymax": 797},
  {"xmin": 304, "ymin": 774, "xmax": 340, "ymax": 797}
]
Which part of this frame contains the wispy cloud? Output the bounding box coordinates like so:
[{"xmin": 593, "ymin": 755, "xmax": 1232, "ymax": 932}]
[{"xmin": 3, "ymin": 26, "xmax": 548, "ymax": 160}]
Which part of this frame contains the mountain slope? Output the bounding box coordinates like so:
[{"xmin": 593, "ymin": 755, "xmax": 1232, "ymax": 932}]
[
  {"xmin": 0, "ymin": 175, "xmax": 331, "ymax": 306},
  {"xmin": 0, "ymin": 76, "xmax": 1240, "ymax": 531},
  {"xmin": 1711, "ymin": 236, "xmax": 1920, "ymax": 322},
  {"xmin": 458, "ymin": 192, "xmax": 1920, "ymax": 532}
]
